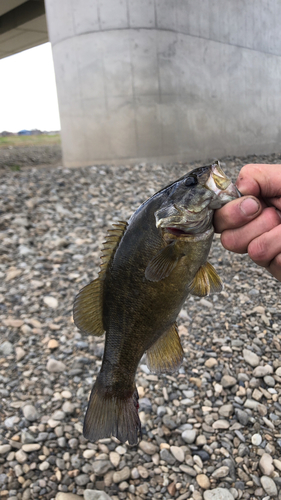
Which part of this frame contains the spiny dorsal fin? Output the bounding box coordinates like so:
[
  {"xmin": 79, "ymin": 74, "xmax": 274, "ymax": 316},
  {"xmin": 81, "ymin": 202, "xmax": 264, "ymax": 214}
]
[
  {"xmin": 73, "ymin": 221, "xmax": 127, "ymax": 336},
  {"xmin": 99, "ymin": 221, "xmax": 128, "ymax": 279},
  {"xmin": 145, "ymin": 242, "xmax": 179, "ymax": 282},
  {"xmin": 73, "ymin": 278, "xmax": 104, "ymax": 335},
  {"xmin": 146, "ymin": 323, "xmax": 184, "ymax": 373},
  {"xmin": 190, "ymin": 261, "xmax": 223, "ymax": 297}
]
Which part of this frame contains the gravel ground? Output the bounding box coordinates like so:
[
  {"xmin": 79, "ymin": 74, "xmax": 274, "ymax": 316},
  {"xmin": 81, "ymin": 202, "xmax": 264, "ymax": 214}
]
[{"xmin": 0, "ymin": 152, "xmax": 281, "ymax": 500}]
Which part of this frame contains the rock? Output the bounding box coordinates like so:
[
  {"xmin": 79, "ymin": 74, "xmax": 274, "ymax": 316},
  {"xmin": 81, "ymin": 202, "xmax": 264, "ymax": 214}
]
[
  {"xmin": 91, "ymin": 461, "xmax": 112, "ymax": 475},
  {"xmin": 264, "ymin": 375, "xmax": 275, "ymax": 387},
  {"xmin": 160, "ymin": 448, "xmax": 176, "ymax": 464},
  {"xmin": 204, "ymin": 488, "xmax": 234, "ymax": 500},
  {"xmin": 196, "ymin": 474, "xmax": 211, "ymax": 489},
  {"xmin": 4, "ymin": 415, "xmax": 19, "ymax": 429},
  {"xmin": 0, "ymin": 341, "xmax": 13, "ymax": 356},
  {"xmin": 275, "ymin": 367, "xmax": 281, "ymax": 376},
  {"xmin": 252, "ymin": 365, "xmax": 273, "ymax": 377},
  {"xmin": 22, "ymin": 444, "xmax": 41, "ymax": 452},
  {"xmin": 15, "ymin": 449, "xmax": 28, "ymax": 464},
  {"xmin": 236, "ymin": 409, "xmax": 249, "ymax": 425},
  {"xmin": 84, "ymin": 491, "xmax": 112, "ymax": 500},
  {"xmin": 212, "ymin": 466, "xmax": 229, "ymax": 479},
  {"xmin": 243, "ymin": 349, "xmax": 260, "ymax": 367},
  {"xmin": 182, "ymin": 429, "xmax": 197, "ymax": 444},
  {"xmin": 138, "ymin": 440, "xmax": 158, "ymax": 455},
  {"xmin": 221, "ymin": 375, "xmax": 237, "ymax": 388},
  {"xmin": 260, "ymin": 475, "xmax": 278, "ymax": 497},
  {"xmin": 0, "ymin": 445, "xmax": 11, "ymax": 455},
  {"xmin": 62, "ymin": 401, "xmax": 75, "ymax": 413},
  {"xmin": 205, "ymin": 358, "xmax": 218, "ymax": 368},
  {"xmin": 15, "ymin": 346, "xmax": 25, "ymax": 361},
  {"xmin": 43, "ymin": 296, "xmax": 58, "ymax": 308},
  {"xmin": 273, "ymin": 459, "xmax": 281, "ymax": 472},
  {"xmin": 170, "ymin": 446, "xmax": 185, "ymax": 462},
  {"xmin": 252, "ymin": 433, "xmax": 262, "ymax": 446},
  {"xmin": 113, "ymin": 466, "xmax": 130, "ymax": 483},
  {"xmin": 212, "ymin": 419, "xmax": 230, "ymax": 429},
  {"xmin": 55, "ymin": 494, "xmax": 83, "ymax": 500},
  {"xmin": 74, "ymin": 474, "xmax": 89, "ymax": 486},
  {"xmin": 219, "ymin": 404, "xmax": 233, "ymax": 417},
  {"xmin": 109, "ymin": 451, "xmax": 120, "ymax": 467},
  {"xmin": 23, "ymin": 405, "xmax": 39, "ymax": 422},
  {"xmin": 47, "ymin": 358, "xmax": 66, "ymax": 372},
  {"xmin": 48, "ymin": 339, "xmax": 59, "ymax": 349},
  {"xmin": 39, "ymin": 461, "xmax": 50, "ymax": 471},
  {"xmin": 259, "ymin": 453, "xmax": 274, "ymax": 476}
]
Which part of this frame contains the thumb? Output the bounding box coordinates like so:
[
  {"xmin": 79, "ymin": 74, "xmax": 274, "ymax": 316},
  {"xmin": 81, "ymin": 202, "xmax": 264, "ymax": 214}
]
[{"xmin": 214, "ymin": 196, "xmax": 261, "ymax": 233}]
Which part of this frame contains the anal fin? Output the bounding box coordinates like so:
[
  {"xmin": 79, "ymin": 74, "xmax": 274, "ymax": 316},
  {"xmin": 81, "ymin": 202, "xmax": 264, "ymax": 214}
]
[
  {"xmin": 190, "ymin": 261, "xmax": 223, "ymax": 297},
  {"xmin": 146, "ymin": 324, "xmax": 184, "ymax": 374}
]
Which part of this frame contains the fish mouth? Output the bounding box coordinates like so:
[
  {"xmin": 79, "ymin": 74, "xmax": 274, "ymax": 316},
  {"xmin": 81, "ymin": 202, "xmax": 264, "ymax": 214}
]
[
  {"xmin": 166, "ymin": 227, "xmax": 190, "ymax": 237},
  {"xmin": 206, "ymin": 162, "xmax": 241, "ymax": 202}
]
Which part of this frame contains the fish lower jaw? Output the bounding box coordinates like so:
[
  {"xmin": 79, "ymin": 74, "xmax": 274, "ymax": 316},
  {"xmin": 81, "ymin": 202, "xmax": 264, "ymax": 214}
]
[{"xmin": 165, "ymin": 226, "xmax": 214, "ymax": 241}]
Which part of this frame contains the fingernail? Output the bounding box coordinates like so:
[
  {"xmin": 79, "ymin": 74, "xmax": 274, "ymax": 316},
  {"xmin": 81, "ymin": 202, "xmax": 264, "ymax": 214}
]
[{"xmin": 240, "ymin": 197, "xmax": 260, "ymax": 216}]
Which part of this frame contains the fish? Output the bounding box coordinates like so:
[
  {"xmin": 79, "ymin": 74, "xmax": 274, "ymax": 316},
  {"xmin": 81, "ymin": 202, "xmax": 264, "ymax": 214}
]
[{"xmin": 73, "ymin": 161, "xmax": 240, "ymax": 445}]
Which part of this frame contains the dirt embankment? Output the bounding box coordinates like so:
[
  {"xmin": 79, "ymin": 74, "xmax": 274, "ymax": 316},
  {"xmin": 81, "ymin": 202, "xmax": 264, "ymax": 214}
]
[{"xmin": 0, "ymin": 144, "xmax": 62, "ymax": 169}]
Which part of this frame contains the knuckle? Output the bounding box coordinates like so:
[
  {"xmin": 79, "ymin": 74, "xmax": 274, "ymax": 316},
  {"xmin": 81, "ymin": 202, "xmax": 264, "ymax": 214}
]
[{"xmin": 248, "ymin": 236, "xmax": 268, "ymax": 263}]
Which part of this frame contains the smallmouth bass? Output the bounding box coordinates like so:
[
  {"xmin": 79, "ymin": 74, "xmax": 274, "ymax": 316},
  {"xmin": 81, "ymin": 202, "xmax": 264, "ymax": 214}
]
[{"xmin": 73, "ymin": 161, "xmax": 240, "ymax": 445}]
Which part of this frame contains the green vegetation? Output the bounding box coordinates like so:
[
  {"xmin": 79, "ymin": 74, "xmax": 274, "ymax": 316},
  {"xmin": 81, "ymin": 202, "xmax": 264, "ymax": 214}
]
[{"xmin": 0, "ymin": 133, "xmax": 61, "ymax": 149}]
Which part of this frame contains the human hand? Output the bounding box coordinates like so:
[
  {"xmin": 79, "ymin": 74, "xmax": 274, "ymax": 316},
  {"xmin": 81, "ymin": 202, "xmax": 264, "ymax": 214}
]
[{"xmin": 214, "ymin": 164, "xmax": 281, "ymax": 281}]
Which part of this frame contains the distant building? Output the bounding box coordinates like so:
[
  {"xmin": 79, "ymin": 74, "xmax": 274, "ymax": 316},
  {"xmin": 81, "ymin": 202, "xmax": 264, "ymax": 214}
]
[{"xmin": 18, "ymin": 130, "xmax": 31, "ymax": 135}]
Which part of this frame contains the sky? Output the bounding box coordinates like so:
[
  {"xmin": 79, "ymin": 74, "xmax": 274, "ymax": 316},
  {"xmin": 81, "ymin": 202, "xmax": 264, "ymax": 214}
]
[{"xmin": 0, "ymin": 42, "xmax": 61, "ymax": 133}]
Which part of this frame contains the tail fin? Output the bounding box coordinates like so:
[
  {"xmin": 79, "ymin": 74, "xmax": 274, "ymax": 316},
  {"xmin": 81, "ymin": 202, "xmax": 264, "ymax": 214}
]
[{"xmin": 83, "ymin": 378, "xmax": 141, "ymax": 445}]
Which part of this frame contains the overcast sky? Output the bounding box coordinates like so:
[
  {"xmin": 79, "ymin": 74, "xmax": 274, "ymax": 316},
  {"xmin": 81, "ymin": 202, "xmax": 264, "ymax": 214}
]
[{"xmin": 0, "ymin": 42, "xmax": 61, "ymax": 133}]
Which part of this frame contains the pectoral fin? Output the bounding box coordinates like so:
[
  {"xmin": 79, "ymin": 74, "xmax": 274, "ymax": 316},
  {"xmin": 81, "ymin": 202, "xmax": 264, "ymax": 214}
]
[
  {"xmin": 146, "ymin": 324, "xmax": 184, "ymax": 373},
  {"xmin": 145, "ymin": 244, "xmax": 179, "ymax": 282},
  {"xmin": 190, "ymin": 261, "xmax": 223, "ymax": 297},
  {"xmin": 73, "ymin": 278, "xmax": 104, "ymax": 336}
]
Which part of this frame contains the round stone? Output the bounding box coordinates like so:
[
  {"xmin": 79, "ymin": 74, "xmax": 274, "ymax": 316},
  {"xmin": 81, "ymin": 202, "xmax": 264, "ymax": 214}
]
[
  {"xmin": 251, "ymin": 433, "xmax": 262, "ymax": 446},
  {"xmin": 221, "ymin": 375, "xmax": 237, "ymax": 387},
  {"xmin": 252, "ymin": 365, "xmax": 273, "ymax": 377},
  {"xmin": 113, "ymin": 466, "xmax": 131, "ymax": 483},
  {"xmin": 48, "ymin": 339, "xmax": 59, "ymax": 349},
  {"xmin": 203, "ymin": 487, "xmax": 234, "ymax": 500},
  {"xmin": 264, "ymin": 375, "xmax": 275, "ymax": 387},
  {"xmin": 23, "ymin": 405, "xmax": 39, "ymax": 422},
  {"xmin": 243, "ymin": 349, "xmax": 260, "ymax": 367},
  {"xmin": 170, "ymin": 446, "xmax": 185, "ymax": 462},
  {"xmin": 260, "ymin": 476, "xmax": 278, "ymax": 497},
  {"xmin": 47, "ymin": 358, "xmax": 66, "ymax": 373},
  {"xmin": 259, "ymin": 453, "xmax": 274, "ymax": 476},
  {"xmin": 197, "ymin": 474, "xmax": 211, "ymax": 489},
  {"xmin": 43, "ymin": 296, "xmax": 58, "ymax": 308},
  {"xmin": 15, "ymin": 449, "xmax": 28, "ymax": 464},
  {"xmin": 182, "ymin": 429, "xmax": 197, "ymax": 444},
  {"xmin": 138, "ymin": 440, "xmax": 158, "ymax": 455}
]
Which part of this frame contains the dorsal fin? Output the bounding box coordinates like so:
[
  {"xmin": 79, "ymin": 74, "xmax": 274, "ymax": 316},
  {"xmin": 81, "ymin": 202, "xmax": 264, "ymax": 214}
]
[
  {"xmin": 190, "ymin": 261, "xmax": 223, "ymax": 297},
  {"xmin": 73, "ymin": 221, "xmax": 128, "ymax": 336},
  {"xmin": 99, "ymin": 221, "xmax": 128, "ymax": 279}
]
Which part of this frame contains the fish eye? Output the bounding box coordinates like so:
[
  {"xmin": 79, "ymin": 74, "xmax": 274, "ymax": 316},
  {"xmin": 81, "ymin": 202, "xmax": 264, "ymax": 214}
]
[{"xmin": 185, "ymin": 176, "xmax": 197, "ymax": 187}]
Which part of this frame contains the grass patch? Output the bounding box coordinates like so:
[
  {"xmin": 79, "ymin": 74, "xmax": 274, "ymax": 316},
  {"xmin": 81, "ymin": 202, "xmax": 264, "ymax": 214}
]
[{"xmin": 0, "ymin": 133, "xmax": 61, "ymax": 149}]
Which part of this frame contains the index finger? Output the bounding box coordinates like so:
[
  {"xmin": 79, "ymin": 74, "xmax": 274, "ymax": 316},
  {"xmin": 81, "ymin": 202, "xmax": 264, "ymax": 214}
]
[{"xmin": 237, "ymin": 164, "xmax": 281, "ymax": 198}]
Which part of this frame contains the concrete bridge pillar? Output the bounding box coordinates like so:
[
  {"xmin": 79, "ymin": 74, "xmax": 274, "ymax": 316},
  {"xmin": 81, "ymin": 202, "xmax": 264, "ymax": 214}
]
[{"xmin": 45, "ymin": 0, "xmax": 281, "ymax": 167}]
